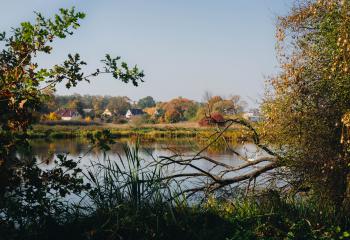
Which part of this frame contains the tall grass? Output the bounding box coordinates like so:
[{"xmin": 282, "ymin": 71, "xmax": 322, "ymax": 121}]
[
  {"xmin": 85, "ymin": 142, "xmax": 179, "ymax": 210},
  {"xmin": 75, "ymin": 144, "xmax": 350, "ymax": 239}
]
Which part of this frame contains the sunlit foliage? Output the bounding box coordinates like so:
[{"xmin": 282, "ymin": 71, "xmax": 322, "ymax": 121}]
[{"xmin": 262, "ymin": 0, "xmax": 350, "ymax": 207}]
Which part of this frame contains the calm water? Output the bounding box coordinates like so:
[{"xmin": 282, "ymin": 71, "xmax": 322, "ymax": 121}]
[
  {"xmin": 27, "ymin": 138, "xmax": 264, "ymax": 170},
  {"xmin": 24, "ymin": 138, "xmax": 271, "ymax": 197}
]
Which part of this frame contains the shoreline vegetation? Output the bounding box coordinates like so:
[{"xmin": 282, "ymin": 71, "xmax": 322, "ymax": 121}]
[{"xmin": 28, "ymin": 122, "xmax": 251, "ymax": 141}]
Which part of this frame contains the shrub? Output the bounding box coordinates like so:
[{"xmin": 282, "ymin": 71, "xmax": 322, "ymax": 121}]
[
  {"xmin": 84, "ymin": 116, "xmax": 92, "ymax": 123},
  {"xmin": 112, "ymin": 116, "xmax": 128, "ymax": 124},
  {"xmin": 129, "ymin": 115, "xmax": 148, "ymax": 127},
  {"xmin": 198, "ymin": 112, "xmax": 225, "ymax": 127},
  {"xmin": 41, "ymin": 112, "xmax": 61, "ymax": 121},
  {"xmin": 211, "ymin": 112, "xmax": 225, "ymax": 123}
]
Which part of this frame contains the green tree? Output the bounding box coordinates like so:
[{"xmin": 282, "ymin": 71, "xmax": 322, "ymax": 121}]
[
  {"xmin": 165, "ymin": 107, "xmax": 182, "ymax": 123},
  {"xmin": 212, "ymin": 95, "xmax": 246, "ymax": 115},
  {"xmin": 183, "ymin": 103, "xmax": 199, "ymax": 120},
  {"xmin": 67, "ymin": 98, "xmax": 84, "ymax": 114},
  {"xmin": 106, "ymin": 96, "xmax": 131, "ymax": 116},
  {"xmin": 92, "ymin": 96, "xmax": 109, "ymax": 115},
  {"xmin": 0, "ymin": 7, "xmax": 144, "ymax": 231},
  {"xmin": 137, "ymin": 96, "xmax": 156, "ymax": 109}
]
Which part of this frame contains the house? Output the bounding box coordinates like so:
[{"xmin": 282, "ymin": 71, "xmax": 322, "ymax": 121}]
[
  {"xmin": 125, "ymin": 108, "xmax": 145, "ymax": 119},
  {"xmin": 82, "ymin": 108, "xmax": 93, "ymax": 114},
  {"xmin": 223, "ymin": 108, "xmax": 237, "ymax": 115},
  {"xmin": 56, "ymin": 109, "xmax": 81, "ymax": 121},
  {"xmin": 243, "ymin": 109, "xmax": 261, "ymax": 122},
  {"xmin": 102, "ymin": 108, "xmax": 113, "ymax": 117}
]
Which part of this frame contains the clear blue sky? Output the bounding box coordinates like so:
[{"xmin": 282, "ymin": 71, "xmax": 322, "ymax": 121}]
[{"xmin": 0, "ymin": 1, "xmax": 291, "ymax": 105}]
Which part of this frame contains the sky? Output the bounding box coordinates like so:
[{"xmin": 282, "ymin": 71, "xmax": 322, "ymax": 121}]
[{"xmin": 0, "ymin": 0, "xmax": 291, "ymax": 105}]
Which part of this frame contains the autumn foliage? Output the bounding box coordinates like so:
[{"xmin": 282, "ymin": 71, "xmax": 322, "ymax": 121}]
[
  {"xmin": 198, "ymin": 112, "xmax": 225, "ymax": 127},
  {"xmin": 158, "ymin": 97, "xmax": 198, "ymax": 123}
]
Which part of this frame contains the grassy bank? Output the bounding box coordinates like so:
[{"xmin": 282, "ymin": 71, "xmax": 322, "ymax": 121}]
[{"xmin": 28, "ymin": 123, "xmax": 250, "ymax": 141}]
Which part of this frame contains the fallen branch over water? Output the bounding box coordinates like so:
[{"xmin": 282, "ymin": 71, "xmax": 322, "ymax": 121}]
[{"xmin": 154, "ymin": 118, "xmax": 280, "ymax": 196}]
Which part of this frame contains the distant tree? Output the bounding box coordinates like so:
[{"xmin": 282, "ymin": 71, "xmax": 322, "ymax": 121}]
[
  {"xmin": 212, "ymin": 95, "xmax": 246, "ymax": 115},
  {"xmin": 92, "ymin": 96, "xmax": 109, "ymax": 115},
  {"xmin": 67, "ymin": 98, "xmax": 84, "ymax": 114},
  {"xmin": 137, "ymin": 96, "xmax": 156, "ymax": 109},
  {"xmin": 38, "ymin": 90, "xmax": 57, "ymax": 113},
  {"xmin": 195, "ymin": 106, "xmax": 207, "ymax": 120},
  {"xmin": 106, "ymin": 96, "xmax": 131, "ymax": 116},
  {"xmin": 80, "ymin": 94, "xmax": 93, "ymax": 108},
  {"xmin": 161, "ymin": 97, "xmax": 197, "ymax": 123},
  {"xmin": 200, "ymin": 94, "xmax": 246, "ymax": 117},
  {"xmin": 205, "ymin": 96, "xmax": 223, "ymax": 116},
  {"xmin": 165, "ymin": 108, "xmax": 182, "ymax": 123},
  {"xmin": 183, "ymin": 103, "xmax": 199, "ymax": 120}
]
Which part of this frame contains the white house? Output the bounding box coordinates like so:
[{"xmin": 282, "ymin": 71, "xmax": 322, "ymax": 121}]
[
  {"xmin": 125, "ymin": 108, "xmax": 145, "ymax": 119},
  {"xmin": 56, "ymin": 109, "xmax": 81, "ymax": 121},
  {"xmin": 82, "ymin": 108, "xmax": 93, "ymax": 114}
]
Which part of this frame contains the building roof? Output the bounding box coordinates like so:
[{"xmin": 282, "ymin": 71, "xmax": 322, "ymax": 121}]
[
  {"xmin": 128, "ymin": 108, "xmax": 145, "ymax": 115},
  {"xmin": 83, "ymin": 108, "xmax": 93, "ymax": 113},
  {"xmin": 56, "ymin": 109, "xmax": 80, "ymax": 118}
]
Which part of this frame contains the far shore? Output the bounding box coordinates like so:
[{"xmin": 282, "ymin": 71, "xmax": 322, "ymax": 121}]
[{"xmin": 29, "ymin": 121, "xmax": 249, "ymax": 141}]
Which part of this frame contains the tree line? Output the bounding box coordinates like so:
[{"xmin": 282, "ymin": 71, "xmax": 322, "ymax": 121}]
[{"xmin": 39, "ymin": 93, "xmax": 248, "ymax": 124}]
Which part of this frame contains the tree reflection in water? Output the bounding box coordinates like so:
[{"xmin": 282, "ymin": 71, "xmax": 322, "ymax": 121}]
[{"xmin": 25, "ymin": 138, "xmax": 261, "ymax": 171}]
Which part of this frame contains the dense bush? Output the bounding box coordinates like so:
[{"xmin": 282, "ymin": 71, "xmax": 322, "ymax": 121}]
[{"xmin": 198, "ymin": 112, "xmax": 225, "ymax": 127}]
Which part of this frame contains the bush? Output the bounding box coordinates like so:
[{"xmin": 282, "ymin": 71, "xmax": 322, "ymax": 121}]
[
  {"xmin": 129, "ymin": 115, "xmax": 149, "ymax": 127},
  {"xmin": 41, "ymin": 112, "xmax": 61, "ymax": 121},
  {"xmin": 84, "ymin": 116, "xmax": 92, "ymax": 123},
  {"xmin": 198, "ymin": 112, "xmax": 225, "ymax": 127},
  {"xmin": 113, "ymin": 117, "xmax": 128, "ymax": 124}
]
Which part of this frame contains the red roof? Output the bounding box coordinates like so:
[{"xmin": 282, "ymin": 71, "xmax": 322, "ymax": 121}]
[{"xmin": 56, "ymin": 109, "xmax": 80, "ymax": 118}]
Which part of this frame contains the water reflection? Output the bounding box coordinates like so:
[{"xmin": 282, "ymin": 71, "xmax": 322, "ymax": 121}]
[{"xmin": 28, "ymin": 138, "xmax": 264, "ymax": 169}]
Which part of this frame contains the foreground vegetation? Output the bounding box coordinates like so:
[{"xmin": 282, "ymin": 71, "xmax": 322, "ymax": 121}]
[
  {"xmin": 2, "ymin": 144, "xmax": 350, "ymax": 240},
  {"xmin": 4, "ymin": 193, "xmax": 350, "ymax": 239}
]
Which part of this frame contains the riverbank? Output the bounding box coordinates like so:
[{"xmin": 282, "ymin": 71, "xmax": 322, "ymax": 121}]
[{"xmin": 28, "ymin": 122, "xmax": 250, "ymax": 141}]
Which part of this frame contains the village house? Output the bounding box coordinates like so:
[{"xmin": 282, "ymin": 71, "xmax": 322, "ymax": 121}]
[
  {"xmin": 56, "ymin": 109, "xmax": 81, "ymax": 121},
  {"xmin": 102, "ymin": 108, "xmax": 113, "ymax": 117},
  {"xmin": 82, "ymin": 108, "xmax": 93, "ymax": 114},
  {"xmin": 243, "ymin": 109, "xmax": 261, "ymax": 122},
  {"xmin": 125, "ymin": 108, "xmax": 145, "ymax": 119},
  {"xmin": 223, "ymin": 108, "xmax": 237, "ymax": 115}
]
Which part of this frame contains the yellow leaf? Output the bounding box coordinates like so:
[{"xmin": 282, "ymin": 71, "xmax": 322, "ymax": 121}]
[{"xmin": 19, "ymin": 99, "xmax": 27, "ymax": 109}]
